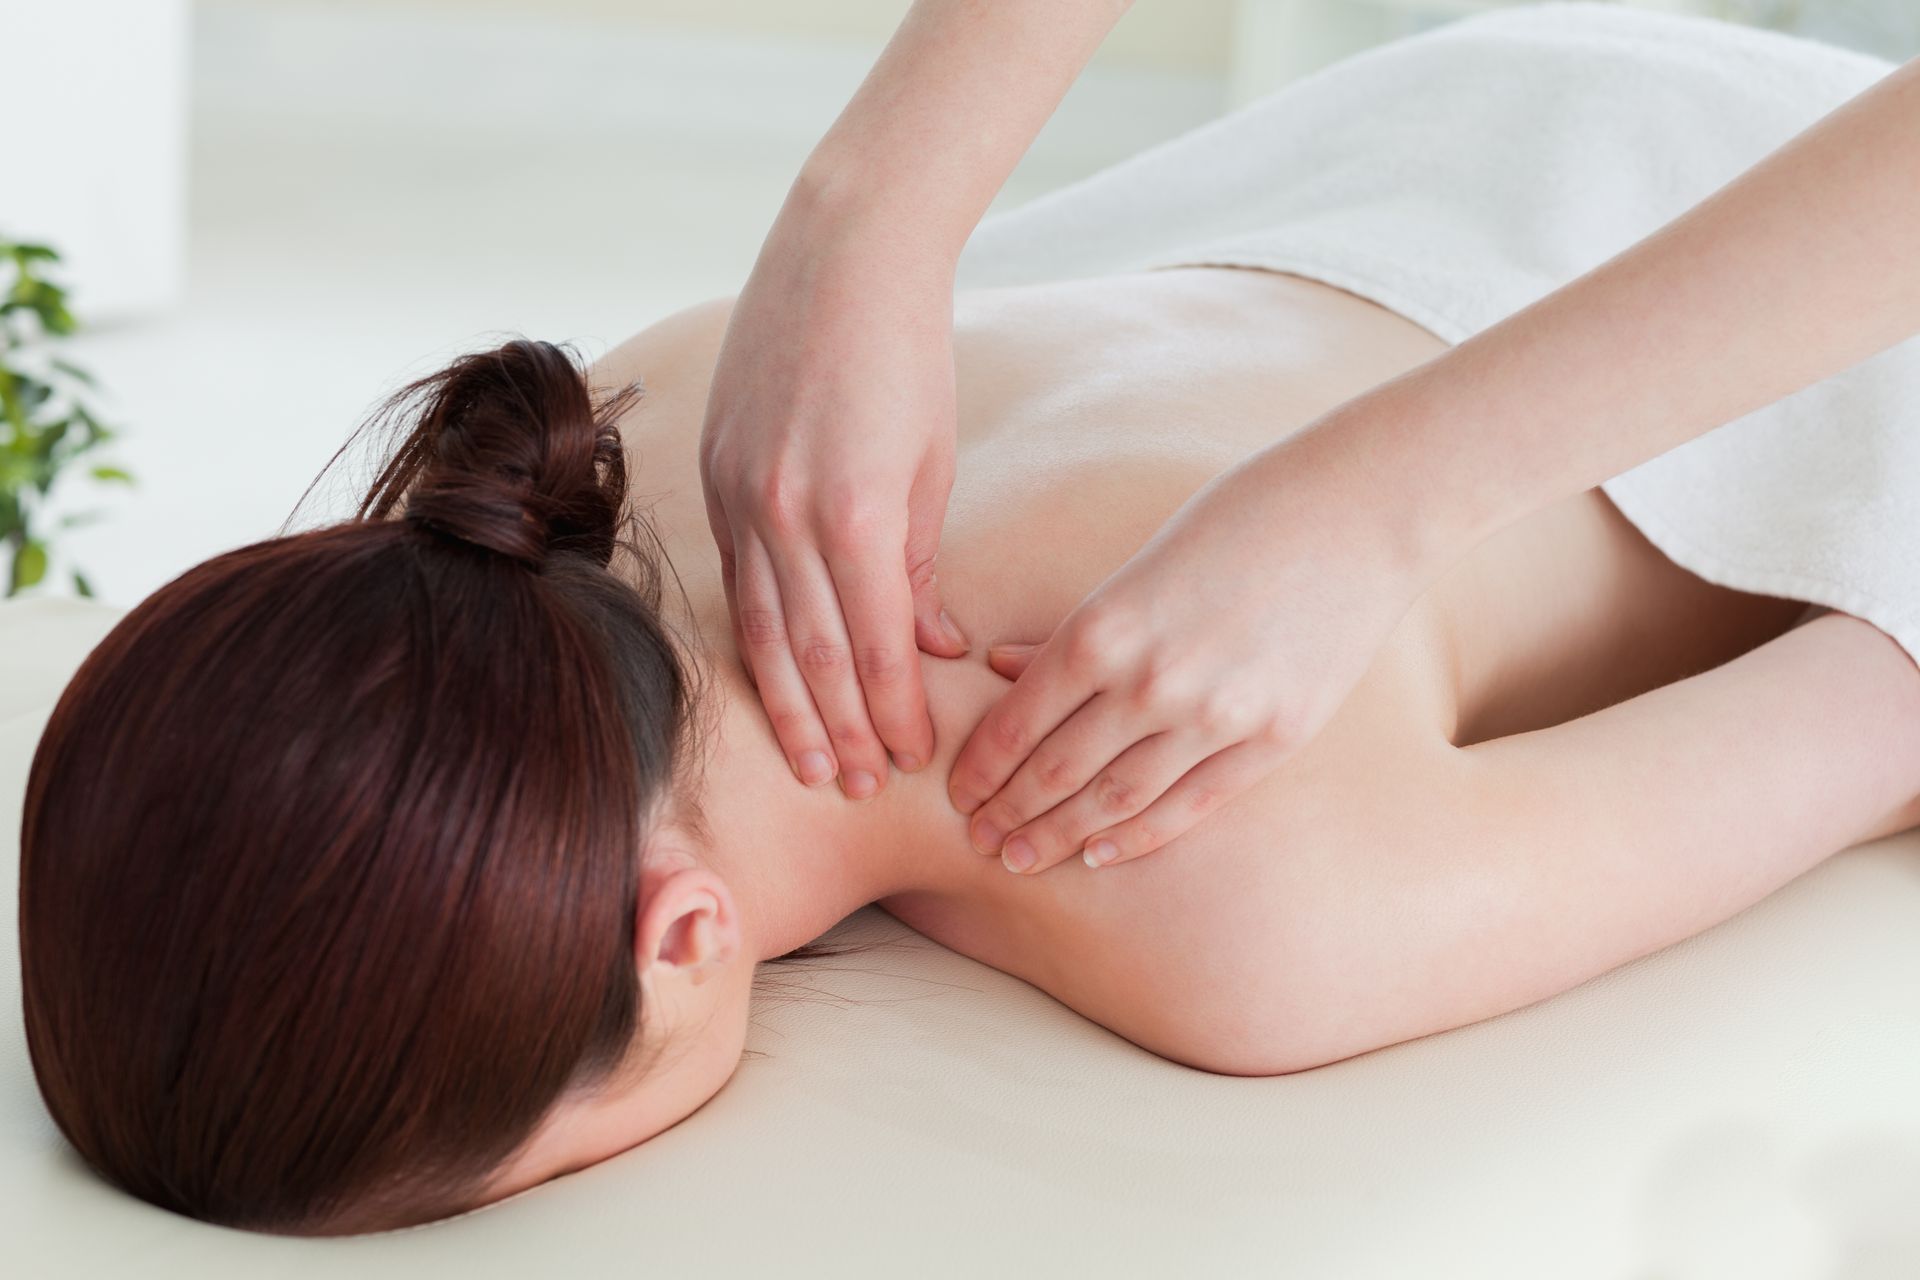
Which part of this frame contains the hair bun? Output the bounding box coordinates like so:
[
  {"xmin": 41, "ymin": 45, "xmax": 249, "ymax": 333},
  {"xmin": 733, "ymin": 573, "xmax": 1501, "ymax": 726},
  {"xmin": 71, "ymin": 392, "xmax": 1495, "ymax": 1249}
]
[{"xmin": 355, "ymin": 339, "xmax": 640, "ymax": 569}]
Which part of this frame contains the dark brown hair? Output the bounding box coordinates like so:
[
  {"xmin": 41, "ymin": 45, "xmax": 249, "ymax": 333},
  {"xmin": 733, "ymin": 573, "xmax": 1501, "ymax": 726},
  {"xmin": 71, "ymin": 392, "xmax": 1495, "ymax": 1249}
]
[{"xmin": 17, "ymin": 339, "xmax": 694, "ymax": 1234}]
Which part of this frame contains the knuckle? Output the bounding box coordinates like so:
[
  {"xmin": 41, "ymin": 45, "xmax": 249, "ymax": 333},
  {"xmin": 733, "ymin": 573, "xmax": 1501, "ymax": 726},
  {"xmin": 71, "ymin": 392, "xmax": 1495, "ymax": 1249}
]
[
  {"xmin": 953, "ymin": 765, "xmax": 999, "ymax": 804},
  {"xmin": 795, "ymin": 637, "xmax": 852, "ymax": 676},
  {"xmin": 1196, "ymin": 686, "xmax": 1255, "ymax": 737},
  {"xmin": 1032, "ymin": 752, "xmax": 1076, "ymax": 793},
  {"xmin": 757, "ymin": 478, "xmax": 807, "ymax": 536},
  {"xmin": 983, "ymin": 803, "xmax": 1022, "ymax": 835},
  {"xmin": 1063, "ymin": 612, "xmax": 1123, "ymax": 668},
  {"xmin": 826, "ymin": 721, "xmax": 876, "ymax": 758},
  {"xmin": 1183, "ymin": 785, "xmax": 1219, "ymax": 815},
  {"xmin": 987, "ymin": 714, "xmax": 1029, "ymax": 756},
  {"xmin": 823, "ymin": 497, "xmax": 890, "ymax": 554},
  {"xmin": 1132, "ymin": 657, "xmax": 1190, "ymax": 714},
  {"xmin": 1254, "ymin": 701, "xmax": 1308, "ymax": 753},
  {"xmin": 738, "ymin": 608, "xmax": 787, "ymax": 652},
  {"xmin": 766, "ymin": 707, "xmax": 817, "ymax": 742},
  {"xmin": 853, "ymin": 644, "xmax": 909, "ymax": 686},
  {"xmin": 904, "ymin": 547, "xmax": 939, "ymax": 593},
  {"xmin": 1093, "ymin": 771, "xmax": 1139, "ymax": 816}
]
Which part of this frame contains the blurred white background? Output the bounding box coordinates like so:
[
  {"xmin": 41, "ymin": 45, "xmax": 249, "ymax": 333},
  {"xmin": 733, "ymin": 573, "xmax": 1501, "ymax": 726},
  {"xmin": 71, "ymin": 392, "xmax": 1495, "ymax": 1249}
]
[{"xmin": 4, "ymin": 0, "xmax": 1915, "ymax": 607}]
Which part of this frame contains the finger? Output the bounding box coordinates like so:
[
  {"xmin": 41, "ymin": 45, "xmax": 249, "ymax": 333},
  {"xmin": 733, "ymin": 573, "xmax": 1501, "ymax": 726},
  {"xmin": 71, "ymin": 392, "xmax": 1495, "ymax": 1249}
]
[
  {"xmin": 987, "ymin": 642, "xmax": 1043, "ymax": 681},
  {"xmin": 1081, "ymin": 740, "xmax": 1284, "ymax": 870},
  {"xmin": 914, "ymin": 601, "xmax": 971, "ymax": 660},
  {"xmin": 823, "ymin": 538, "xmax": 935, "ymax": 773},
  {"xmin": 964, "ymin": 691, "xmax": 1165, "ymax": 858},
  {"xmin": 768, "ymin": 539, "xmax": 895, "ymax": 800},
  {"xmin": 702, "ymin": 477, "xmax": 740, "ymax": 610},
  {"xmin": 905, "ymin": 436, "xmax": 968, "ymax": 660},
  {"xmin": 948, "ymin": 635, "xmax": 1101, "ymax": 816},
  {"xmin": 713, "ymin": 528, "xmax": 752, "ymax": 688},
  {"xmin": 904, "ymin": 545, "xmax": 968, "ymax": 662},
  {"xmin": 995, "ymin": 729, "xmax": 1202, "ymax": 875},
  {"xmin": 733, "ymin": 535, "xmax": 837, "ymax": 788},
  {"xmin": 703, "ymin": 490, "xmax": 762, "ymax": 690}
]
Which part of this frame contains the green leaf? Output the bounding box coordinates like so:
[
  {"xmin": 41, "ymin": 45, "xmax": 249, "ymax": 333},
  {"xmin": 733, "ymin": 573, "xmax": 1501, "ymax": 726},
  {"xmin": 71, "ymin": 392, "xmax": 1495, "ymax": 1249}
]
[
  {"xmin": 49, "ymin": 357, "xmax": 96, "ymax": 387},
  {"xmin": 72, "ymin": 568, "xmax": 93, "ymax": 598},
  {"xmin": 90, "ymin": 464, "xmax": 134, "ymax": 484},
  {"xmin": 13, "ymin": 538, "xmax": 47, "ymax": 590},
  {"xmin": 70, "ymin": 404, "xmax": 109, "ymax": 445},
  {"xmin": 7, "ymin": 279, "xmax": 75, "ymax": 335},
  {"xmin": 9, "ymin": 243, "xmax": 60, "ymax": 264},
  {"xmin": 36, "ymin": 298, "xmax": 77, "ymax": 337},
  {"xmin": 58, "ymin": 509, "xmax": 104, "ymax": 529},
  {"xmin": 34, "ymin": 418, "xmax": 70, "ymax": 462}
]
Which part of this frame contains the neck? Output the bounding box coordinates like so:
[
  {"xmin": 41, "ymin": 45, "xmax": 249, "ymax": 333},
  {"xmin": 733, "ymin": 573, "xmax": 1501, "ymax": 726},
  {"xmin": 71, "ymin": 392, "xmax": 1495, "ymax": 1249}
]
[{"xmin": 691, "ymin": 656, "xmax": 972, "ymax": 961}]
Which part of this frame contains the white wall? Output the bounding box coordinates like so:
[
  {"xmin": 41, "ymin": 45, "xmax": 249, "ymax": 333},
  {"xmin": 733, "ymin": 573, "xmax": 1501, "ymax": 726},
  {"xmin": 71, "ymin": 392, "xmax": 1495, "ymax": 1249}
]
[
  {"xmin": 0, "ymin": 0, "xmax": 191, "ymax": 320},
  {"xmin": 210, "ymin": 0, "xmax": 1920, "ymax": 96},
  {"xmin": 214, "ymin": 0, "xmax": 1237, "ymax": 72}
]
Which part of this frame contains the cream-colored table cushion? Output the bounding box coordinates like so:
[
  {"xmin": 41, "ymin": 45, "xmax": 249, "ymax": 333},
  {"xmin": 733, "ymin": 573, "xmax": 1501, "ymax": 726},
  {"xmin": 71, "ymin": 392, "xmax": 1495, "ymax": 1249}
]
[{"xmin": 3, "ymin": 597, "xmax": 1916, "ymax": 1278}]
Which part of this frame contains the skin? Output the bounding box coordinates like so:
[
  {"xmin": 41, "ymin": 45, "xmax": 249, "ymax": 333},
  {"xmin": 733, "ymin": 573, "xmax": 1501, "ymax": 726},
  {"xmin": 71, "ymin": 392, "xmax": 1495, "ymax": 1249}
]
[
  {"xmin": 700, "ymin": 0, "xmax": 1133, "ymax": 795},
  {"xmin": 486, "ymin": 266, "xmax": 1920, "ymax": 1204},
  {"xmin": 949, "ymin": 52, "xmax": 1920, "ymax": 870},
  {"xmin": 702, "ymin": 0, "xmax": 1920, "ymax": 876}
]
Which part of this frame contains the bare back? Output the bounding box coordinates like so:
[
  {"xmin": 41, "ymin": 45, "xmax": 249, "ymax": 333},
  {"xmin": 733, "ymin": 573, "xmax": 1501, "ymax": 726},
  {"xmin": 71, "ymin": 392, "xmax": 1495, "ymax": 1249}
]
[{"xmin": 593, "ymin": 268, "xmax": 1807, "ymax": 1071}]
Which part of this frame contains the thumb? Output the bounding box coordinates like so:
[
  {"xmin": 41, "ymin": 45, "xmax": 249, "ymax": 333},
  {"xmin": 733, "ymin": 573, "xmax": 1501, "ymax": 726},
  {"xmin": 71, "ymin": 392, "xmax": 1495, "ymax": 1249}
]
[
  {"xmin": 987, "ymin": 641, "xmax": 1045, "ymax": 681},
  {"xmin": 912, "ymin": 583, "xmax": 971, "ymax": 659},
  {"xmin": 905, "ymin": 517, "xmax": 969, "ymax": 660}
]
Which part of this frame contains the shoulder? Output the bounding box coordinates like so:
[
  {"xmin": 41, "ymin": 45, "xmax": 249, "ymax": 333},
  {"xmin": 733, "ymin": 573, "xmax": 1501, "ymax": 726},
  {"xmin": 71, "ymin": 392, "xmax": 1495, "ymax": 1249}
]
[{"xmin": 587, "ymin": 294, "xmax": 739, "ymax": 428}]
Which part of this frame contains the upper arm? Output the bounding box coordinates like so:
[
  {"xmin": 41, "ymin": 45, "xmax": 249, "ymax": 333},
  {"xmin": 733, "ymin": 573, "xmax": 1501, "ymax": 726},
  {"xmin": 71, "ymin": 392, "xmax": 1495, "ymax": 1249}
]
[{"xmin": 1283, "ymin": 613, "xmax": 1920, "ymax": 1071}]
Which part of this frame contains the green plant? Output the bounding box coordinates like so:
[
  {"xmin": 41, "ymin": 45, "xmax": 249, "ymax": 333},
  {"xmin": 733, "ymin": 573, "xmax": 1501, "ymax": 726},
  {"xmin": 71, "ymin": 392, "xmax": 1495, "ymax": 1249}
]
[{"xmin": 0, "ymin": 237, "xmax": 132, "ymax": 597}]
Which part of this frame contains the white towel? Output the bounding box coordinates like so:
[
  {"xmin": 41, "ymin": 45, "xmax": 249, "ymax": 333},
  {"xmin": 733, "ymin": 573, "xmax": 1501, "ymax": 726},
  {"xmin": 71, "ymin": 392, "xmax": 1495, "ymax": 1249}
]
[{"xmin": 959, "ymin": 3, "xmax": 1920, "ymax": 661}]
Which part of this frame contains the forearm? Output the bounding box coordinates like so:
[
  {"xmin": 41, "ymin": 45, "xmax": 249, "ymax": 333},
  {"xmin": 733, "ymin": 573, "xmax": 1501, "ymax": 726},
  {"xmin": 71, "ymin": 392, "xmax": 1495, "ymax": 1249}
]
[
  {"xmin": 1277, "ymin": 55, "xmax": 1920, "ymax": 577},
  {"xmin": 783, "ymin": 0, "xmax": 1132, "ymax": 268}
]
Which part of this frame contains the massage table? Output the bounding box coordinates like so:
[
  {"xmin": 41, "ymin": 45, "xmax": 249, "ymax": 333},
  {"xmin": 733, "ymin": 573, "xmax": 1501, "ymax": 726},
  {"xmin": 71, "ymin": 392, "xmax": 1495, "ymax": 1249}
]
[{"xmin": 4, "ymin": 596, "xmax": 1917, "ymax": 1277}]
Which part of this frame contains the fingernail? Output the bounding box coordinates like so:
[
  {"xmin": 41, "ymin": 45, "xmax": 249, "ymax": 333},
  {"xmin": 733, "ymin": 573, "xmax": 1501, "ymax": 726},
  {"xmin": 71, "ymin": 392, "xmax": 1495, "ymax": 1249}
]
[
  {"xmin": 1003, "ymin": 838, "xmax": 1037, "ymax": 873},
  {"xmin": 970, "ymin": 815, "xmax": 1004, "ymax": 854},
  {"xmin": 796, "ymin": 751, "xmax": 834, "ymax": 786},
  {"xmin": 990, "ymin": 643, "xmax": 1037, "ymax": 659},
  {"xmin": 1084, "ymin": 839, "xmax": 1119, "ymax": 868},
  {"xmin": 951, "ymin": 788, "xmax": 983, "ymax": 815},
  {"xmin": 892, "ymin": 751, "xmax": 922, "ymax": 773},
  {"xmin": 842, "ymin": 770, "xmax": 879, "ymax": 800},
  {"xmin": 940, "ymin": 609, "xmax": 969, "ymax": 651}
]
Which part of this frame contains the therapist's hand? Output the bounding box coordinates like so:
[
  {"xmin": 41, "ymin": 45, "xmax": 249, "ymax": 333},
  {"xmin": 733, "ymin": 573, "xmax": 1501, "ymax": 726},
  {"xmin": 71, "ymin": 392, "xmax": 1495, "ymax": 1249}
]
[
  {"xmin": 949, "ymin": 438, "xmax": 1430, "ymax": 873},
  {"xmin": 701, "ymin": 218, "xmax": 970, "ymax": 800}
]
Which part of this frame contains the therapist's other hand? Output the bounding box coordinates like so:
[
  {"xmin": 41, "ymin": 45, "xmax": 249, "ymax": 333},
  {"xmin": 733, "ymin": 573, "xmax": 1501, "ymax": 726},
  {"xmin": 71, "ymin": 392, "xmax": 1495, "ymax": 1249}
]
[
  {"xmin": 949, "ymin": 453, "xmax": 1423, "ymax": 873},
  {"xmin": 700, "ymin": 224, "xmax": 970, "ymax": 800}
]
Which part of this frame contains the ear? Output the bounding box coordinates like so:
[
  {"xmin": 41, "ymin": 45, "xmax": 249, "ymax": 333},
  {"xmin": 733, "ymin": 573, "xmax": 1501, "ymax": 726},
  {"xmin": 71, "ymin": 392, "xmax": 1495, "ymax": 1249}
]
[{"xmin": 634, "ymin": 856, "xmax": 741, "ymax": 987}]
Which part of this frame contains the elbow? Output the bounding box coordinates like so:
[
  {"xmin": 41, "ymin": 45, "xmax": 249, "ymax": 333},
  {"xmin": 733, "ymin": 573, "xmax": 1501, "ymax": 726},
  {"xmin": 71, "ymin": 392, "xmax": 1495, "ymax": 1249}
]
[{"xmin": 1157, "ymin": 956, "xmax": 1402, "ymax": 1078}]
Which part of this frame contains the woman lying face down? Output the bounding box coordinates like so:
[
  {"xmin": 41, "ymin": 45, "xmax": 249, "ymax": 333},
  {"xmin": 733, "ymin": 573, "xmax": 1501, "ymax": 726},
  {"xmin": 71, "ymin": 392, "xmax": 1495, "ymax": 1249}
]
[
  {"xmin": 17, "ymin": 344, "xmax": 744, "ymax": 1232},
  {"xmin": 12, "ymin": 329, "xmax": 1129, "ymax": 1232},
  {"xmin": 20, "ymin": 271, "xmax": 1920, "ymax": 1234}
]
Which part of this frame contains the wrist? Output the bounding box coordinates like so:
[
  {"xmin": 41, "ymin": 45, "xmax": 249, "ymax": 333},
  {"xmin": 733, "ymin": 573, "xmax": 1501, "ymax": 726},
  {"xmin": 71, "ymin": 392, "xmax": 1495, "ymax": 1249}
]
[
  {"xmin": 1345, "ymin": 381, "xmax": 1529, "ymax": 578},
  {"xmin": 1244, "ymin": 399, "xmax": 1483, "ymax": 594},
  {"xmin": 784, "ymin": 140, "xmax": 975, "ymax": 272}
]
